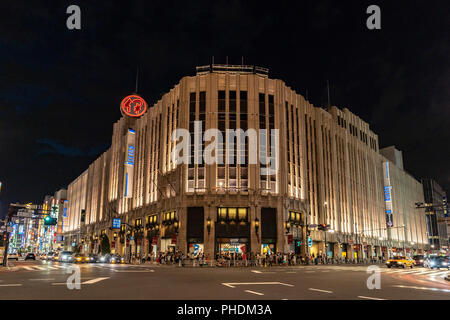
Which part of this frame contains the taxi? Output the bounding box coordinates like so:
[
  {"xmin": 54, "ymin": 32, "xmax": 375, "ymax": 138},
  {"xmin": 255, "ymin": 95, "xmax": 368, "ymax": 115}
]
[{"xmin": 386, "ymin": 256, "xmax": 414, "ymax": 268}]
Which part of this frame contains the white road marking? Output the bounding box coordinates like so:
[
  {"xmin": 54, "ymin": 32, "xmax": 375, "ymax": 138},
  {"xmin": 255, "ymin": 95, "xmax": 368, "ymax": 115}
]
[
  {"xmin": 81, "ymin": 277, "xmax": 110, "ymax": 284},
  {"xmin": 419, "ymin": 270, "xmax": 441, "ymax": 275},
  {"xmin": 33, "ymin": 266, "xmax": 46, "ymax": 270},
  {"xmin": 431, "ymin": 271, "xmax": 449, "ymax": 277},
  {"xmin": 305, "ymin": 271, "xmax": 316, "ymax": 273},
  {"xmin": 401, "ymin": 270, "xmax": 421, "ymax": 274},
  {"xmin": 22, "ymin": 266, "xmax": 35, "ymax": 271},
  {"xmin": 222, "ymin": 282, "xmax": 294, "ymax": 288},
  {"xmin": 321, "ymin": 270, "xmax": 330, "ymax": 273},
  {"xmin": 0, "ymin": 284, "xmax": 22, "ymax": 287},
  {"xmin": 358, "ymin": 295, "xmax": 386, "ymax": 300},
  {"xmin": 29, "ymin": 278, "xmax": 55, "ymax": 281},
  {"xmin": 244, "ymin": 290, "xmax": 264, "ymax": 296},
  {"xmin": 392, "ymin": 285, "xmax": 450, "ymax": 293},
  {"xmin": 251, "ymin": 270, "xmax": 262, "ymax": 274},
  {"xmin": 286, "ymin": 272, "xmax": 297, "ymax": 274},
  {"xmin": 308, "ymin": 288, "xmax": 333, "ymax": 294},
  {"xmin": 113, "ymin": 270, "xmax": 154, "ymax": 272}
]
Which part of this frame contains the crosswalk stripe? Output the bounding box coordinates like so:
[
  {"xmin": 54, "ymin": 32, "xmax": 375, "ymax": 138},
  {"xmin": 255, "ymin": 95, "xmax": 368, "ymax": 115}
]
[
  {"xmin": 401, "ymin": 270, "xmax": 422, "ymax": 274},
  {"xmin": 431, "ymin": 271, "xmax": 449, "ymax": 277},
  {"xmin": 22, "ymin": 266, "xmax": 35, "ymax": 271},
  {"xmin": 35, "ymin": 266, "xmax": 47, "ymax": 270},
  {"xmin": 419, "ymin": 270, "xmax": 440, "ymax": 275}
]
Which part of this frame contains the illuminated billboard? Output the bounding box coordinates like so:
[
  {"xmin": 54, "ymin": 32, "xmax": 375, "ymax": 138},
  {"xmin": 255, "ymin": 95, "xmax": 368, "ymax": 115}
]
[
  {"xmin": 124, "ymin": 129, "xmax": 135, "ymax": 198},
  {"xmin": 383, "ymin": 161, "xmax": 394, "ymax": 227}
]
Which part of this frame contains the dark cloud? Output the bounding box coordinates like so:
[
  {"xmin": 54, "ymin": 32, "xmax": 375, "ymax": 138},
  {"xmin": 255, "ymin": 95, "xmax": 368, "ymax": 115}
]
[{"xmin": 35, "ymin": 138, "xmax": 108, "ymax": 158}]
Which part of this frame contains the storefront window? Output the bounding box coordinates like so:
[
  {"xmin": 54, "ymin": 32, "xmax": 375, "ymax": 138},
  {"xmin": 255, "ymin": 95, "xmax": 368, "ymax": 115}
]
[
  {"xmin": 228, "ymin": 208, "xmax": 237, "ymax": 221},
  {"xmin": 218, "ymin": 208, "xmax": 227, "ymax": 222},
  {"xmin": 238, "ymin": 208, "xmax": 247, "ymax": 222}
]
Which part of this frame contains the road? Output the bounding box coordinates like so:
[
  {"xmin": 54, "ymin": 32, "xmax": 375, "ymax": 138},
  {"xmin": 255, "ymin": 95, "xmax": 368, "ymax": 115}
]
[{"xmin": 0, "ymin": 260, "xmax": 448, "ymax": 300}]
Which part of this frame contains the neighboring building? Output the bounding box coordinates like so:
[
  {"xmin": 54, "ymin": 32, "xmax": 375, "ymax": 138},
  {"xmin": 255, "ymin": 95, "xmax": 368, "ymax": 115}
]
[
  {"xmin": 38, "ymin": 189, "xmax": 67, "ymax": 252},
  {"xmin": 63, "ymin": 64, "xmax": 428, "ymax": 260},
  {"xmin": 380, "ymin": 147, "xmax": 428, "ymax": 257},
  {"xmin": 421, "ymin": 178, "xmax": 448, "ymax": 251}
]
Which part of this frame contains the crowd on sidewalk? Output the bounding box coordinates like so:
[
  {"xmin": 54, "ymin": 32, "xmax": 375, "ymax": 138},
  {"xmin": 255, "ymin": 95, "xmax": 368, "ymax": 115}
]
[{"xmin": 132, "ymin": 250, "xmax": 386, "ymax": 266}]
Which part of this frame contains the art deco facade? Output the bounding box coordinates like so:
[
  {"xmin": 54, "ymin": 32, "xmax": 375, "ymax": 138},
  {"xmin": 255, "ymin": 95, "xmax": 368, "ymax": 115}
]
[{"xmin": 63, "ymin": 64, "xmax": 428, "ymax": 260}]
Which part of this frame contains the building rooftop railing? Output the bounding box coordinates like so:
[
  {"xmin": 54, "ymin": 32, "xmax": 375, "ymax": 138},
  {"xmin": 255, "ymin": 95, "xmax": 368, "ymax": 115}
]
[{"xmin": 196, "ymin": 64, "xmax": 269, "ymax": 77}]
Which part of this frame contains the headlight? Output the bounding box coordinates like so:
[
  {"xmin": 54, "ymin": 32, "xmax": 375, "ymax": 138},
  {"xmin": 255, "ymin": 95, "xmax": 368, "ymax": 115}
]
[
  {"xmin": 419, "ymin": 260, "xmax": 423, "ymax": 262},
  {"xmin": 442, "ymin": 262, "xmax": 448, "ymax": 266}
]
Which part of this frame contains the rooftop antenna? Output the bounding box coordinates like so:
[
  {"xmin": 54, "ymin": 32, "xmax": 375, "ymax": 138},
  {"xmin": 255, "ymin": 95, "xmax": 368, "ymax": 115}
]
[
  {"xmin": 241, "ymin": 56, "xmax": 244, "ymax": 66},
  {"xmin": 135, "ymin": 67, "xmax": 139, "ymax": 93},
  {"xmin": 212, "ymin": 56, "xmax": 214, "ymax": 65},
  {"xmin": 327, "ymin": 80, "xmax": 331, "ymax": 108}
]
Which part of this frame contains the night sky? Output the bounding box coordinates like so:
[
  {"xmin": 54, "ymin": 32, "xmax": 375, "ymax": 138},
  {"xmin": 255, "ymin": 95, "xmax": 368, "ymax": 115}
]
[{"xmin": 0, "ymin": 1, "xmax": 449, "ymax": 217}]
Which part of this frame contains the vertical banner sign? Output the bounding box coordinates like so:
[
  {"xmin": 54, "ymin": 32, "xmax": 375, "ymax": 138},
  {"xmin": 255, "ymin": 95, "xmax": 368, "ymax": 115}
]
[
  {"xmin": 383, "ymin": 162, "xmax": 394, "ymax": 227},
  {"xmin": 124, "ymin": 129, "xmax": 136, "ymax": 198}
]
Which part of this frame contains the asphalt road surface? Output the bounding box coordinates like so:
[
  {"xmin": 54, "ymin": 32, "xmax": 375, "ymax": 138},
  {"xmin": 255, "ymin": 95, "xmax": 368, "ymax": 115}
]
[{"xmin": 0, "ymin": 260, "xmax": 448, "ymax": 300}]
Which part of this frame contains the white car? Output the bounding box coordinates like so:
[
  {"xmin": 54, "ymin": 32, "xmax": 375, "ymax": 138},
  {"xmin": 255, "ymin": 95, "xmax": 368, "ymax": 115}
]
[{"xmin": 7, "ymin": 253, "xmax": 19, "ymax": 261}]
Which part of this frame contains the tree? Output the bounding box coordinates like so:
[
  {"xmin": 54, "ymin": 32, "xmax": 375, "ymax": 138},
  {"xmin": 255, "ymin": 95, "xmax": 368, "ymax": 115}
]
[{"xmin": 100, "ymin": 234, "xmax": 111, "ymax": 255}]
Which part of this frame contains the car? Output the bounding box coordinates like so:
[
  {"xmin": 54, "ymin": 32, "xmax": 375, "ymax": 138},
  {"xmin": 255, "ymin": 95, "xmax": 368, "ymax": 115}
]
[
  {"xmin": 98, "ymin": 254, "xmax": 110, "ymax": 263},
  {"xmin": 72, "ymin": 253, "xmax": 88, "ymax": 263},
  {"xmin": 46, "ymin": 252, "xmax": 56, "ymax": 261},
  {"xmin": 423, "ymin": 256, "xmax": 449, "ymax": 269},
  {"xmin": 88, "ymin": 254, "xmax": 99, "ymax": 263},
  {"xmin": 7, "ymin": 253, "xmax": 19, "ymax": 261},
  {"xmin": 39, "ymin": 253, "xmax": 47, "ymax": 260},
  {"xmin": 386, "ymin": 256, "xmax": 414, "ymax": 268},
  {"xmin": 59, "ymin": 251, "xmax": 73, "ymax": 262},
  {"xmin": 413, "ymin": 255, "xmax": 425, "ymax": 266},
  {"xmin": 25, "ymin": 253, "xmax": 36, "ymax": 260},
  {"xmin": 109, "ymin": 254, "xmax": 125, "ymax": 264},
  {"xmin": 52, "ymin": 253, "xmax": 60, "ymax": 262}
]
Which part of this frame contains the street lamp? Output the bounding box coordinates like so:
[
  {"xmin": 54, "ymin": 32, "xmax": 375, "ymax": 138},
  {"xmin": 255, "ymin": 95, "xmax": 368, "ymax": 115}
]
[
  {"xmin": 173, "ymin": 220, "xmax": 179, "ymax": 234},
  {"xmin": 206, "ymin": 217, "xmax": 211, "ymax": 235},
  {"xmin": 284, "ymin": 221, "xmax": 291, "ymax": 234},
  {"xmin": 254, "ymin": 217, "xmax": 259, "ymax": 234}
]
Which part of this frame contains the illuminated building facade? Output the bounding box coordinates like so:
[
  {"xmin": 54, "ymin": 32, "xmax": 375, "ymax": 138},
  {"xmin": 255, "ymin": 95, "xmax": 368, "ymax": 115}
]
[{"xmin": 63, "ymin": 65, "xmax": 428, "ymax": 260}]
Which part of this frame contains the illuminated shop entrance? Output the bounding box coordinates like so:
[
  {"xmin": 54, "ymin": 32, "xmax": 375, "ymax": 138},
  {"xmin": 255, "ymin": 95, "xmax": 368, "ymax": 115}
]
[
  {"xmin": 215, "ymin": 207, "xmax": 249, "ymax": 257},
  {"xmin": 261, "ymin": 208, "xmax": 277, "ymax": 254},
  {"xmin": 187, "ymin": 207, "xmax": 204, "ymax": 256},
  {"xmin": 216, "ymin": 238, "xmax": 249, "ymax": 255}
]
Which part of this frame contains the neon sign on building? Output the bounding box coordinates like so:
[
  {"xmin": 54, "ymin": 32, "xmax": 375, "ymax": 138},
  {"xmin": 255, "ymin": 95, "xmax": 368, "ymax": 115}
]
[{"xmin": 120, "ymin": 94, "xmax": 148, "ymax": 118}]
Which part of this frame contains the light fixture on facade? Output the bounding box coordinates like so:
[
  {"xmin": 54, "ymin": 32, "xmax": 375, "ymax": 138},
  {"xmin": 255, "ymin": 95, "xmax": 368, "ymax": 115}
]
[
  {"xmin": 254, "ymin": 217, "xmax": 259, "ymax": 234},
  {"xmin": 284, "ymin": 221, "xmax": 291, "ymax": 234},
  {"xmin": 206, "ymin": 217, "xmax": 211, "ymax": 234}
]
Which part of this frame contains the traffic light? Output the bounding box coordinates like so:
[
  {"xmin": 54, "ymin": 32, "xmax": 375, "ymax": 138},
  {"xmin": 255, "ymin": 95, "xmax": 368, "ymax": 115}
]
[
  {"xmin": 318, "ymin": 224, "xmax": 329, "ymax": 231},
  {"xmin": 44, "ymin": 216, "xmax": 57, "ymax": 226}
]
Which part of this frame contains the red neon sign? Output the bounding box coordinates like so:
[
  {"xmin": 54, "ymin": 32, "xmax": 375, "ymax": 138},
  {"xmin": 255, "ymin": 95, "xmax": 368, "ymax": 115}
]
[{"xmin": 120, "ymin": 94, "xmax": 148, "ymax": 117}]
